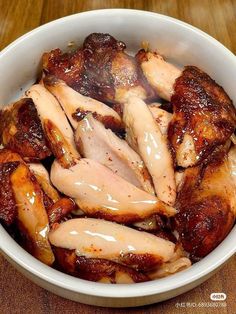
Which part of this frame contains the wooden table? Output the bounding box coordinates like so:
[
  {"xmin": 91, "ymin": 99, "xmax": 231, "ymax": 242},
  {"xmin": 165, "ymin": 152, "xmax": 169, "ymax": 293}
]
[{"xmin": 0, "ymin": 1, "xmax": 235, "ymax": 313}]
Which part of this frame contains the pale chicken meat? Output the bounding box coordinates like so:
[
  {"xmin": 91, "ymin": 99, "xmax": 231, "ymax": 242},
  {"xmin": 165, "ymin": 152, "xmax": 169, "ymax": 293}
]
[
  {"xmin": 49, "ymin": 218, "xmax": 176, "ymax": 270},
  {"xmin": 123, "ymin": 96, "xmax": 176, "ymax": 206},
  {"xmin": 75, "ymin": 114, "xmax": 154, "ymax": 194},
  {"xmin": 148, "ymin": 104, "xmax": 173, "ymax": 135},
  {"xmin": 50, "ymin": 159, "xmax": 176, "ymax": 223},
  {"xmin": 228, "ymin": 145, "xmax": 236, "ymax": 186},
  {"xmin": 137, "ymin": 51, "xmax": 236, "ymax": 167},
  {"xmin": 26, "ymin": 84, "xmax": 79, "ymax": 168},
  {"xmin": 44, "ymin": 75, "xmax": 123, "ymax": 132}
]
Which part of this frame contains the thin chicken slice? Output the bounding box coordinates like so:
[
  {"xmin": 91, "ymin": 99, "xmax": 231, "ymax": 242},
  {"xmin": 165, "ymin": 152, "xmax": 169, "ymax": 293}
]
[
  {"xmin": 75, "ymin": 114, "xmax": 154, "ymax": 194},
  {"xmin": 29, "ymin": 163, "xmax": 60, "ymax": 203},
  {"xmin": 44, "ymin": 75, "xmax": 123, "ymax": 132},
  {"xmin": 123, "ymin": 96, "xmax": 176, "ymax": 206},
  {"xmin": 0, "ymin": 149, "xmax": 54, "ymax": 265},
  {"xmin": 136, "ymin": 50, "xmax": 181, "ymax": 101},
  {"xmin": 148, "ymin": 104, "xmax": 173, "ymax": 135},
  {"xmin": 26, "ymin": 84, "xmax": 79, "ymax": 168},
  {"xmin": 49, "ymin": 218, "xmax": 175, "ymax": 271},
  {"xmin": 50, "ymin": 159, "xmax": 176, "ymax": 223},
  {"xmin": 228, "ymin": 145, "xmax": 236, "ymax": 186}
]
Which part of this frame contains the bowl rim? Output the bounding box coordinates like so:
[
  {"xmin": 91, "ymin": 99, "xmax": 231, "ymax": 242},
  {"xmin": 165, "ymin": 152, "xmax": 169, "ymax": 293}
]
[{"xmin": 0, "ymin": 8, "xmax": 236, "ymax": 299}]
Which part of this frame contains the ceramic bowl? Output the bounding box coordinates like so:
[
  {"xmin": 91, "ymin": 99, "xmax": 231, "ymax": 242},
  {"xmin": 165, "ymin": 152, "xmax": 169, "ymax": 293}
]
[{"xmin": 0, "ymin": 9, "xmax": 235, "ymax": 307}]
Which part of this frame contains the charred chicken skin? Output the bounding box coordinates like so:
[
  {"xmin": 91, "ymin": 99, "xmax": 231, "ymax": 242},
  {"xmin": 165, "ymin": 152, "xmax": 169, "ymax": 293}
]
[
  {"xmin": 43, "ymin": 33, "xmax": 155, "ymax": 104},
  {"xmin": 0, "ymin": 98, "xmax": 51, "ymax": 161},
  {"xmin": 173, "ymin": 149, "xmax": 236, "ymax": 261}
]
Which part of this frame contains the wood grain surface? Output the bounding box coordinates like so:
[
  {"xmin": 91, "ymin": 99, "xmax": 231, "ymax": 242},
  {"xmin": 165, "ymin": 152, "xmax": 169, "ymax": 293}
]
[{"xmin": 0, "ymin": 0, "xmax": 235, "ymax": 313}]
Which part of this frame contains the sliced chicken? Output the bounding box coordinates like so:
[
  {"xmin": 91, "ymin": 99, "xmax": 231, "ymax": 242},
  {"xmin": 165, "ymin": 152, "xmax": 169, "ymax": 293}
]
[
  {"xmin": 75, "ymin": 114, "xmax": 154, "ymax": 194},
  {"xmin": 136, "ymin": 50, "xmax": 181, "ymax": 101},
  {"xmin": 50, "ymin": 159, "xmax": 176, "ymax": 223},
  {"xmin": 0, "ymin": 98, "xmax": 51, "ymax": 161},
  {"xmin": 228, "ymin": 145, "xmax": 236, "ymax": 186},
  {"xmin": 173, "ymin": 150, "xmax": 236, "ymax": 261},
  {"xmin": 44, "ymin": 76, "xmax": 123, "ymax": 132},
  {"xmin": 49, "ymin": 218, "xmax": 175, "ymax": 271},
  {"xmin": 43, "ymin": 33, "xmax": 155, "ymax": 104},
  {"xmin": 29, "ymin": 163, "xmax": 60, "ymax": 203},
  {"xmin": 26, "ymin": 84, "xmax": 79, "ymax": 168},
  {"xmin": 53, "ymin": 247, "xmax": 149, "ymax": 283},
  {"xmin": 0, "ymin": 149, "xmax": 54, "ymax": 265},
  {"xmin": 148, "ymin": 104, "xmax": 173, "ymax": 135},
  {"xmin": 169, "ymin": 66, "xmax": 236, "ymax": 167},
  {"xmin": 123, "ymin": 96, "xmax": 176, "ymax": 205}
]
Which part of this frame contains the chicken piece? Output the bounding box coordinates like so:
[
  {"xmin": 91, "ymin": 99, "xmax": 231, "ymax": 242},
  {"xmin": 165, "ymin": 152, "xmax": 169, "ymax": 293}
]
[
  {"xmin": 50, "ymin": 159, "xmax": 176, "ymax": 223},
  {"xmin": 53, "ymin": 247, "xmax": 149, "ymax": 283},
  {"xmin": 44, "ymin": 75, "xmax": 123, "ymax": 132},
  {"xmin": 173, "ymin": 150, "xmax": 236, "ymax": 261},
  {"xmin": 43, "ymin": 33, "xmax": 155, "ymax": 104},
  {"xmin": 26, "ymin": 84, "xmax": 79, "ymax": 168},
  {"xmin": 29, "ymin": 163, "xmax": 60, "ymax": 203},
  {"xmin": 123, "ymin": 97, "xmax": 176, "ymax": 206},
  {"xmin": 49, "ymin": 218, "xmax": 175, "ymax": 271},
  {"xmin": 75, "ymin": 114, "xmax": 154, "ymax": 194},
  {"xmin": 47, "ymin": 198, "xmax": 77, "ymax": 225},
  {"xmin": 148, "ymin": 104, "xmax": 173, "ymax": 135},
  {"xmin": 0, "ymin": 149, "xmax": 54, "ymax": 265},
  {"xmin": 228, "ymin": 145, "xmax": 236, "ymax": 186},
  {"xmin": 0, "ymin": 98, "xmax": 51, "ymax": 161},
  {"xmin": 169, "ymin": 66, "xmax": 236, "ymax": 167},
  {"xmin": 136, "ymin": 50, "xmax": 181, "ymax": 101}
]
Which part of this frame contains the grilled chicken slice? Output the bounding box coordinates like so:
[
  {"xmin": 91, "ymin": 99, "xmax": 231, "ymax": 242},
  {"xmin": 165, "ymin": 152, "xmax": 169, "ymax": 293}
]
[
  {"xmin": 173, "ymin": 150, "xmax": 236, "ymax": 261},
  {"xmin": 137, "ymin": 51, "xmax": 236, "ymax": 167},
  {"xmin": 44, "ymin": 75, "xmax": 122, "ymax": 131},
  {"xmin": 49, "ymin": 218, "xmax": 175, "ymax": 271},
  {"xmin": 0, "ymin": 98, "xmax": 51, "ymax": 161},
  {"xmin": 136, "ymin": 50, "xmax": 181, "ymax": 101},
  {"xmin": 169, "ymin": 66, "xmax": 236, "ymax": 167},
  {"xmin": 29, "ymin": 163, "xmax": 60, "ymax": 203},
  {"xmin": 123, "ymin": 97, "xmax": 176, "ymax": 205},
  {"xmin": 75, "ymin": 114, "xmax": 154, "ymax": 194},
  {"xmin": 0, "ymin": 149, "xmax": 54, "ymax": 265},
  {"xmin": 50, "ymin": 159, "xmax": 176, "ymax": 223},
  {"xmin": 53, "ymin": 247, "xmax": 149, "ymax": 283},
  {"xmin": 228, "ymin": 145, "xmax": 236, "ymax": 186},
  {"xmin": 148, "ymin": 104, "xmax": 173, "ymax": 135},
  {"xmin": 43, "ymin": 33, "xmax": 155, "ymax": 104},
  {"xmin": 26, "ymin": 84, "xmax": 79, "ymax": 168}
]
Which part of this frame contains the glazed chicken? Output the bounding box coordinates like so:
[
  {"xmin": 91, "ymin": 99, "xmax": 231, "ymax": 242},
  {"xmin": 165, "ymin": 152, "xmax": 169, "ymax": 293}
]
[
  {"xmin": 123, "ymin": 96, "xmax": 176, "ymax": 205},
  {"xmin": 44, "ymin": 75, "xmax": 123, "ymax": 132},
  {"xmin": 0, "ymin": 149, "xmax": 54, "ymax": 265},
  {"xmin": 173, "ymin": 148, "xmax": 236, "ymax": 261},
  {"xmin": 0, "ymin": 98, "xmax": 51, "ymax": 161},
  {"xmin": 137, "ymin": 50, "xmax": 236, "ymax": 167},
  {"xmin": 75, "ymin": 114, "xmax": 154, "ymax": 194},
  {"xmin": 51, "ymin": 159, "xmax": 176, "ymax": 223},
  {"xmin": 43, "ymin": 33, "xmax": 155, "ymax": 104}
]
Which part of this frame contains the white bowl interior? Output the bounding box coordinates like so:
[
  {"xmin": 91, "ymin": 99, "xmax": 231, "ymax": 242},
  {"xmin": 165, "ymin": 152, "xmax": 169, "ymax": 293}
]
[{"xmin": 0, "ymin": 9, "xmax": 235, "ymax": 304}]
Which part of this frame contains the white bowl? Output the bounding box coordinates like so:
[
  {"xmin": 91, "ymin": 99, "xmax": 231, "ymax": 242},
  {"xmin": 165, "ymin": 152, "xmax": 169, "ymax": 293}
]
[{"xmin": 0, "ymin": 9, "xmax": 235, "ymax": 308}]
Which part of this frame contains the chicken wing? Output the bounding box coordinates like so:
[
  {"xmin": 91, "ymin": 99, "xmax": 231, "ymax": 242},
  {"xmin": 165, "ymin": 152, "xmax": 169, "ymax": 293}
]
[
  {"xmin": 173, "ymin": 149, "xmax": 236, "ymax": 261},
  {"xmin": 43, "ymin": 33, "xmax": 155, "ymax": 104},
  {"xmin": 75, "ymin": 114, "xmax": 154, "ymax": 194},
  {"xmin": 0, "ymin": 98, "xmax": 51, "ymax": 161}
]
